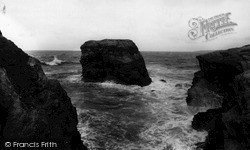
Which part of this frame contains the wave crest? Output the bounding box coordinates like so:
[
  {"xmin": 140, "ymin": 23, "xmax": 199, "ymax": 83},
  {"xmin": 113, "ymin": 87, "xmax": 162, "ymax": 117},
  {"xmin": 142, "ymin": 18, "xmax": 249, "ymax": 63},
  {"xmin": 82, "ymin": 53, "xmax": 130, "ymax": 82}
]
[
  {"xmin": 41, "ymin": 55, "xmax": 79, "ymax": 66},
  {"xmin": 42, "ymin": 55, "xmax": 63, "ymax": 66}
]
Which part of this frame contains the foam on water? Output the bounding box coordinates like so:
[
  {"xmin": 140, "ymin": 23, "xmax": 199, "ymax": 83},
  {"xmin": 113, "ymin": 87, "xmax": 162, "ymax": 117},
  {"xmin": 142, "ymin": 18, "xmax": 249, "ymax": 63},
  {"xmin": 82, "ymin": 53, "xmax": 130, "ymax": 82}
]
[
  {"xmin": 139, "ymin": 78, "xmax": 206, "ymax": 150},
  {"xmin": 44, "ymin": 55, "xmax": 64, "ymax": 66},
  {"xmin": 76, "ymin": 65, "xmax": 207, "ymax": 150},
  {"xmin": 66, "ymin": 74, "xmax": 82, "ymax": 83},
  {"xmin": 35, "ymin": 51, "xmax": 207, "ymax": 150}
]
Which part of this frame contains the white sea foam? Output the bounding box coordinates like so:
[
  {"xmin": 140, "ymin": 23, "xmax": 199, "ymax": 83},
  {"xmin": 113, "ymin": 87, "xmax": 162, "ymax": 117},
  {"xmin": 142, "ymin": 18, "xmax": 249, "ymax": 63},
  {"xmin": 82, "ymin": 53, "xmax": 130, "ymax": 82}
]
[
  {"xmin": 66, "ymin": 74, "xmax": 82, "ymax": 83},
  {"xmin": 45, "ymin": 56, "xmax": 64, "ymax": 66},
  {"xmin": 77, "ymin": 78, "xmax": 207, "ymax": 149},
  {"xmin": 74, "ymin": 64, "xmax": 207, "ymax": 150}
]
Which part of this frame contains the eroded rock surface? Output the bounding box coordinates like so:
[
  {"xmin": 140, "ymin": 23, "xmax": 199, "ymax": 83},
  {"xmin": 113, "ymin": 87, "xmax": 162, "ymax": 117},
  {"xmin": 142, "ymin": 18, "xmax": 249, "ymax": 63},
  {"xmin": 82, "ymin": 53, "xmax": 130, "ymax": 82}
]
[
  {"xmin": 0, "ymin": 31, "xmax": 87, "ymax": 149},
  {"xmin": 187, "ymin": 45, "xmax": 250, "ymax": 149},
  {"xmin": 80, "ymin": 39, "xmax": 152, "ymax": 86}
]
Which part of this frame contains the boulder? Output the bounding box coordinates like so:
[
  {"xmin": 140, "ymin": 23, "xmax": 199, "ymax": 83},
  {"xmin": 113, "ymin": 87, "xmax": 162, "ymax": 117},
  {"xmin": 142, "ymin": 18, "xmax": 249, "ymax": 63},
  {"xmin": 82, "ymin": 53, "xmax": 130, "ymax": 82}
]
[
  {"xmin": 80, "ymin": 39, "xmax": 152, "ymax": 86},
  {"xmin": 187, "ymin": 45, "xmax": 250, "ymax": 149},
  {"xmin": 0, "ymin": 31, "xmax": 87, "ymax": 149}
]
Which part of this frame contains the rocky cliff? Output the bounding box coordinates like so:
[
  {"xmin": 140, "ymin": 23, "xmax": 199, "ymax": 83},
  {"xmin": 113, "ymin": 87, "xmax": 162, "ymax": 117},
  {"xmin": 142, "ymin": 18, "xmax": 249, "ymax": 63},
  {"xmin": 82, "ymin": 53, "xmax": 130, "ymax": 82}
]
[
  {"xmin": 80, "ymin": 39, "xmax": 152, "ymax": 86},
  {"xmin": 0, "ymin": 31, "xmax": 87, "ymax": 149},
  {"xmin": 187, "ymin": 45, "xmax": 250, "ymax": 149}
]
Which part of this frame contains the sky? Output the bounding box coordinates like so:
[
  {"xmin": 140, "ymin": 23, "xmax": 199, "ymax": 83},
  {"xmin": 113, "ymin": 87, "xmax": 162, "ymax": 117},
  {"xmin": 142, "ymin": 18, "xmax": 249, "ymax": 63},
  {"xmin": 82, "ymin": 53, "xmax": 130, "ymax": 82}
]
[{"xmin": 0, "ymin": 0, "xmax": 250, "ymax": 51}]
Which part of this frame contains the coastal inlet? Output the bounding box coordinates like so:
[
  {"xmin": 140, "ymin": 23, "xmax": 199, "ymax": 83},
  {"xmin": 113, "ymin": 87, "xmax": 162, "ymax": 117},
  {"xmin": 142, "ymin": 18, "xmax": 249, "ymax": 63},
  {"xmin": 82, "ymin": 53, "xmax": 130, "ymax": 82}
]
[{"xmin": 29, "ymin": 50, "xmax": 209, "ymax": 150}]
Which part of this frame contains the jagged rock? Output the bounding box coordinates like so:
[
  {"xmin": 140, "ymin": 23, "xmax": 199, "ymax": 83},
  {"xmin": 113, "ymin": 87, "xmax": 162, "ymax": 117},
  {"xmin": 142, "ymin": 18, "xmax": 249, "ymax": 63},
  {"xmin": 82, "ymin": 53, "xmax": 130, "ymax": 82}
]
[
  {"xmin": 80, "ymin": 39, "xmax": 152, "ymax": 86},
  {"xmin": 192, "ymin": 109, "xmax": 222, "ymax": 131},
  {"xmin": 0, "ymin": 31, "xmax": 87, "ymax": 149},
  {"xmin": 187, "ymin": 45, "xmax": 250, "ymax": 107},
  {"xmin": 186, "ymin": 71, "xmax": 223, "ymax": 107},
  {"xmin": 187, "ymin": 45, "xmax": 250, "ymax": 150}
]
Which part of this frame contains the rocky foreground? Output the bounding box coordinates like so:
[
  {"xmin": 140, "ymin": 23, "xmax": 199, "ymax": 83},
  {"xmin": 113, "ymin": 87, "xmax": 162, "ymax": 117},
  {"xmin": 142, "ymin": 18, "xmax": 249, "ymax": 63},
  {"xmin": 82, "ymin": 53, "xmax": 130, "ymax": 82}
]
[
  {"xmin": 80, "ymin": 39, "xmax": 152, "ymax": 86},
  {"xmin": 187, "ymin": 45, "xmax": 250, "ymax": 149},
  {"xmin": 0, "ymin": 31, "xmax": 87, "ymax": 149}
]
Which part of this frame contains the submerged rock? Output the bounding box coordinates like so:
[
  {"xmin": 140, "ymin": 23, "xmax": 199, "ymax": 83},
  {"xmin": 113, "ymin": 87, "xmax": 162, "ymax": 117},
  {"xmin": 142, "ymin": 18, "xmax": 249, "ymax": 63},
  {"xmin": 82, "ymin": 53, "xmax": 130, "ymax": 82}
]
[
  {"xmin": 80, "ymin": 39, "xmax": 152, "ymax": 86},
  {"xmin": 0, "ymin": 31, "xmax": 87, "ymax": 149},
  {"xmin": 187, "ymin": 45, "xmax": 250, "ymax": 149},
  {"xmin": 160, "ymin": 79, "xmax": 166, "ymax": 83}
]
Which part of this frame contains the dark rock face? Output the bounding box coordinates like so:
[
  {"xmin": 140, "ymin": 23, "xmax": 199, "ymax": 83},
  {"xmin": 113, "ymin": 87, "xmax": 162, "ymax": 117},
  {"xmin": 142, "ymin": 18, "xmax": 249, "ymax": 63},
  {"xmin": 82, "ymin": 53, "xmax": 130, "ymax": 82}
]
[
  {"xmin": 187, "ymin": 45, "xmax": 250, "ymax": 149},
  {"xmin": 0, "ymin": 31, "xmax": 87, "ymax": 149},
  {"xmin": 187, "ymin": 46, "xmax": 250, "ymax": 107},
  {"xmin": 80, "ymin": 39, "xmax": 152, "ymax": 86}
]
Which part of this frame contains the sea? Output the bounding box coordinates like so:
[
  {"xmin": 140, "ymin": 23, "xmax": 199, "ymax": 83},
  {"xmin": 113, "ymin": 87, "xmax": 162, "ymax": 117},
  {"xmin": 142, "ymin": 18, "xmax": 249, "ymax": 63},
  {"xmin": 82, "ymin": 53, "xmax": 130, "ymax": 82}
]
[{"xmin": 27, "ymin": 50, "xmax": 209, "ymax": 150}]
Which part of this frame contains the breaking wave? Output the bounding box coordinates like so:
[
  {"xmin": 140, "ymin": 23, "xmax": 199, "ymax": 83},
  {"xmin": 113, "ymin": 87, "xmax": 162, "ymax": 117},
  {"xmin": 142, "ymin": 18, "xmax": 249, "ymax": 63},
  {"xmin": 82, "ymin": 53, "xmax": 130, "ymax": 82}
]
[
  {"xmin": 75, "ymin": 65, "xmax": 207, "ymax": 150},
  {"xmin": 35, "ymin": 51, "xmax": 209, "ymax": 150},
  {"xmin": 41, "ymin": 55, "xmax": 79, "ymax": 66}
]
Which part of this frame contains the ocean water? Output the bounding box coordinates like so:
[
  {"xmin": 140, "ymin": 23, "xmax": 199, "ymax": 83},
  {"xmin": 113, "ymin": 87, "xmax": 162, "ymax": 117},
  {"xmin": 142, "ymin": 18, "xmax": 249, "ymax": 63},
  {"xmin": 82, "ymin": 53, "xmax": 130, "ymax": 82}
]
[{"xmin": 27, "ymin": 50, "xmax": 208, "ymax": 150}]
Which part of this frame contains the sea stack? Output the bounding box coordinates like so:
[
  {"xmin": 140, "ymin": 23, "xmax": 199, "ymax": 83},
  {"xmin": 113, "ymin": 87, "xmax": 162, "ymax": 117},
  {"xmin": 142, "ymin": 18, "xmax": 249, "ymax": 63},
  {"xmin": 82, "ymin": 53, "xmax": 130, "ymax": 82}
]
[
  {"xmin": 0, "ymin": 31, "xmax": 87, "ymax": 150},
  {"xmin": 186, "ymin": 45, "xmax": 250, "ymax": 149},
  {"xmin": 80, "ymin": 39, "xmax": 152, "ymax": 86}
]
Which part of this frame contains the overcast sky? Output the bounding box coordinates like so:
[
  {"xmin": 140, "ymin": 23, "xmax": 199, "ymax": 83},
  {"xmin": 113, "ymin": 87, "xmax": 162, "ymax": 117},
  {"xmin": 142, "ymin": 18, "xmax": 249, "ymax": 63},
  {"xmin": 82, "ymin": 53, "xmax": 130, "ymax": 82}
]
[{"xmin": 0, "ymin": 0, "xmax": 250, "ymax": 51}]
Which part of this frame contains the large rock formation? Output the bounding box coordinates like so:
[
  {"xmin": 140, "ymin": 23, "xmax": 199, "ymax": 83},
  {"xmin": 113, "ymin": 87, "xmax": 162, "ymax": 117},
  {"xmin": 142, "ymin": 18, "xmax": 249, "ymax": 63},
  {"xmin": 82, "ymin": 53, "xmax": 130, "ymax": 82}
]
[
  {"xmin": 80, "ymin": 39, "xmax": 152, "ymax": 86},
  {"xmin": 187, "ymin": 45, "xmax": 250, "ymax": 149},
  {"xmin": 0, "ymin": 31, "xmax": 87, "ymax": 149}
]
